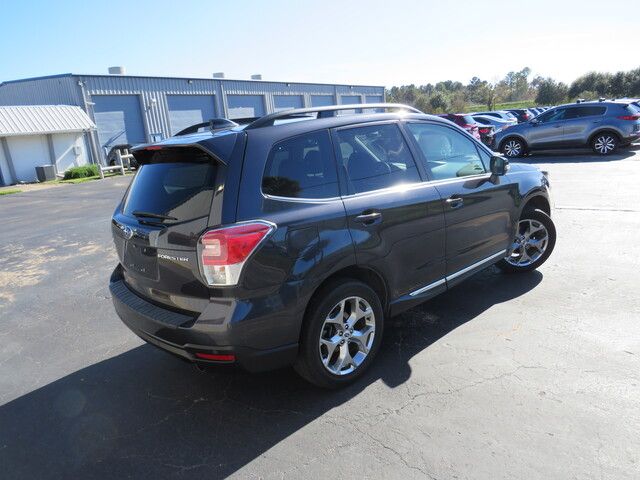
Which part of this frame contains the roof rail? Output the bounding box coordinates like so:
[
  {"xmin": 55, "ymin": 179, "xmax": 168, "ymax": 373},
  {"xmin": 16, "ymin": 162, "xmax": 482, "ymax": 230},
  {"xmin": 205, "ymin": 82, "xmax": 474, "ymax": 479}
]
[{"xmin": 244, "ymin": 103, "xmax": 422, "ymax": 130}]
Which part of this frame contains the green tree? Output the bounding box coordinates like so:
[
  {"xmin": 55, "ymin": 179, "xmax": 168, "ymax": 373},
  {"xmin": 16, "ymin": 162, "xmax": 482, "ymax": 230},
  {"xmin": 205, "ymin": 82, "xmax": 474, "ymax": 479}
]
[
  {"xmin": 535, "ymin": 78, "xmax": 568, "ymax": 105},
  {"xmin": 429, "ymin": 92, "xmax": 449, "ymax": 112},
  {"xmin": 569, "ymin": 72, "xmax": 612, "ymax": 98},
  {"xmin": 496, "ymin": 67, "xmax": 532, "ymax": 102},
  {"xmin": 609, "ymin": 71, "xmax": 627, "ymax": 97}
]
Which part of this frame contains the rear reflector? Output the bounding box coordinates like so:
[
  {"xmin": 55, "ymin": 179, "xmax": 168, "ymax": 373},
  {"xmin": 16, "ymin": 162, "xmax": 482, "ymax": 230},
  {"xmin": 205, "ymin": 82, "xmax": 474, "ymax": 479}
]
[
  {"xmin": 198, "ymin": 221, "xmax": 274, "ymax": 286},
  {"xmin": 195, "ymin": 352, "xmax": 236, "ymax": 362}
]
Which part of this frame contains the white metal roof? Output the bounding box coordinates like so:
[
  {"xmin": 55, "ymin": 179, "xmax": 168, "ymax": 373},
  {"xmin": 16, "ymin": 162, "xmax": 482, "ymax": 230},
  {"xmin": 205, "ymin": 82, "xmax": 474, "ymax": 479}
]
[{"xmin": 0, "ymin": 105, "xmax": 95, "ymax": 137}]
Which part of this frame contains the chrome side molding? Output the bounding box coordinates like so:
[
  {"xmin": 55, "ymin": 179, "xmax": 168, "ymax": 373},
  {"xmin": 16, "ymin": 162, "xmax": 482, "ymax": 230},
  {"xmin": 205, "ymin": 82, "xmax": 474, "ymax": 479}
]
[{"xmin": 408, "ymin": 249, "xmax": 507, "ymax": 297}]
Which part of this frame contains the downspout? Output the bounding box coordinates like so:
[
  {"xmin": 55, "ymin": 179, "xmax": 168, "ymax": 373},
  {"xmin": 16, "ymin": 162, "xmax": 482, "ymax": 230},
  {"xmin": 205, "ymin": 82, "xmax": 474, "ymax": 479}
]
[
  {"xmin": 78, "ymin": 80, "xmax": 102, "ymax": 165},
  {"xmin": 1, "ymin": 137, "xmax": 17, "ymax": 184}
]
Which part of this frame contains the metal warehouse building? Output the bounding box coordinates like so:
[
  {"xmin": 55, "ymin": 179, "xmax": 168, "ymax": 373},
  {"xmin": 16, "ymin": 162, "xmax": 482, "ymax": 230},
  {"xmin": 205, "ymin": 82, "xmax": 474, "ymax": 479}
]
[{"xmin": 0, "ymin": 72, "xmax": 385, "ymax": 165}]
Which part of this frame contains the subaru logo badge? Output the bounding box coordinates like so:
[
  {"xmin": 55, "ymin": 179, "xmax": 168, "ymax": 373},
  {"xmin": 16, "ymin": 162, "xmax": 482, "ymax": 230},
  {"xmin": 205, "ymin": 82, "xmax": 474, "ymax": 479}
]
[{"xmin": 122, "ymin": 225, "xmax": 134, "ymax": 240}]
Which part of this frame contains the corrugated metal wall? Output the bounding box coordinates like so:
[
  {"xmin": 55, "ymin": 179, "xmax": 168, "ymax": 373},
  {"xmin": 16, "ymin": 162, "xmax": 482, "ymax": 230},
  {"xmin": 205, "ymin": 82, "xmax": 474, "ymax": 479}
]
[
  {"xmin": 0, "ymin": 74, "xmax": 385, "ymax": 159},
  {"xmin": 0, "ymin": 75, "xmax": 83, "ymax": 106}
]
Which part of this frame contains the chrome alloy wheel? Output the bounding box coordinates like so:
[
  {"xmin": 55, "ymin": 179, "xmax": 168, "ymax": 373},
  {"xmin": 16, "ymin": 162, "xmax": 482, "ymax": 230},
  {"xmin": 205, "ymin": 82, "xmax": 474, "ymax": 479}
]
[
  {"xmin": 318, "ymin": 296, "xmax": 375, "ymax": 376},
  {"xmin": 503, "ymin": 139, "xmax": 522, "ymax": 157},
  {"xmin": 506, "ymin": 219, "xmax": 549, "ymax": 267},
  {"xmin": 594, "ymin": 135, "xmax": 615, "ymax": 154}
]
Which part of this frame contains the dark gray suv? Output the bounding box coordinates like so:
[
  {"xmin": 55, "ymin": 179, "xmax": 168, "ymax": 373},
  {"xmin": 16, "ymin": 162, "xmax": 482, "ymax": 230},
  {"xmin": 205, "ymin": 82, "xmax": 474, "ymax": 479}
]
[
  {"xmin": 109, "ymin": 103, "xmax": 556, "ymax": 388},
  {"xmin": 494, "ymin": 101, "xmax": 640, "ymax": 157}
]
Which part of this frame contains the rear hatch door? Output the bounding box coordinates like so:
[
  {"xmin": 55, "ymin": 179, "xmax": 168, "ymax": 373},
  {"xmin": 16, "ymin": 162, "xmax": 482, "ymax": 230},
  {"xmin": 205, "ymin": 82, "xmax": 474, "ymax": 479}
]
[{"xmin": 112, "ymin": 137, "xmax": 237, "ymax": 313}]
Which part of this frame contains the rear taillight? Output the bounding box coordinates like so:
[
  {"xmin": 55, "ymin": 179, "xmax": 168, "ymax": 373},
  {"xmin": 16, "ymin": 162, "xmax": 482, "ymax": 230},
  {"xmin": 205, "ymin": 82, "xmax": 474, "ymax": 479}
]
[
  {"xmin": 198, "ymin": 221, "xmax": 274, "ymax": 286},
  {"xmin": 479, "ymin": 128, "xmax": 490, "ymax": 134},
  {"xmin": 523, "ymin": 113, "xmax": 530, "ymax": 120},
  {"xmin": 617, "ymin": 115, "xmax": 640, "ymax": 120}
]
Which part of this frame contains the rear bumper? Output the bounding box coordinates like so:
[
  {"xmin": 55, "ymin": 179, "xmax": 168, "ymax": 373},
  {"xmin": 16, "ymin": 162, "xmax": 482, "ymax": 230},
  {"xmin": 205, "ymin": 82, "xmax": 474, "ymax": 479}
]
[
  {"xmin": 109, "ymin": 266, "xmax": 298, "ymax": 372},
  {"xmin": 621, "ymin": 130, "xmax": 640, "ymax": 145}
]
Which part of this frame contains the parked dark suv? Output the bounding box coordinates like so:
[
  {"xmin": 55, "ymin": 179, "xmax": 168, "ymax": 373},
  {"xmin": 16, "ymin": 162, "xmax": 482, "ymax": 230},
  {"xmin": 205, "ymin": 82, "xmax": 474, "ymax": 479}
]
[
  {"xmin": 109, "ymin": 104, "xmax": 556, "ymax": 388},
  {"xmin": 495, "ymin": 101, "xmax": 640, "ymax": 157}
]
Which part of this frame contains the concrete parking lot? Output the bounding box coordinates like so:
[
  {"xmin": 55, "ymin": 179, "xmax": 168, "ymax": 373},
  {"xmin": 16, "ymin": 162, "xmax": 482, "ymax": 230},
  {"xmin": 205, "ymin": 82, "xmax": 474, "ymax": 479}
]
[{"xmin": 1, "ymin": 147, "xmax": 639, "ymax": 479}]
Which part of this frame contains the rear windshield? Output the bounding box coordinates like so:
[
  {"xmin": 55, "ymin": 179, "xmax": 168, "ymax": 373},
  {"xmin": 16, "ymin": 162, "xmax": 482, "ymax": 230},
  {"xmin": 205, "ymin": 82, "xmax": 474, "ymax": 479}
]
[
  {"xmin": 459, "ymin": 115, "xmax": 475, "ymax": 125},
  {"xmin": 123, "ymin": 149, "xmax": 217, "ymax": 222}
]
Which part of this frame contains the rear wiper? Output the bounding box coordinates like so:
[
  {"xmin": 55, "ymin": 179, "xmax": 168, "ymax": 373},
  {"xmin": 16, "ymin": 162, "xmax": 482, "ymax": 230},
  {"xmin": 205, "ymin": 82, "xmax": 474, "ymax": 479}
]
[{"xmin": 132, "ymin": 210, "xmax": 177, "ymax": 221}]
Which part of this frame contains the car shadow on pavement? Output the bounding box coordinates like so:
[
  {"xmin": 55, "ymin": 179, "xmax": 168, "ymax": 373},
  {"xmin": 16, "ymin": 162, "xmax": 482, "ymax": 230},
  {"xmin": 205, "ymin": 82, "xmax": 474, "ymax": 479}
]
[
  {"xmin": 514, "ymin": 146, "xmax": 638, "ymax": 163},
  {"xmin": 0, "ymin": 268, "xmax": 542, "ymax": 479}
]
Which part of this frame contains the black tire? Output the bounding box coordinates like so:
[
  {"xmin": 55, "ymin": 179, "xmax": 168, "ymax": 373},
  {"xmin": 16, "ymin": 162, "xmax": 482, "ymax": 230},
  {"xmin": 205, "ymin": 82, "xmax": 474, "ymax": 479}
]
[
  {"xmin": 294, "ymin": 279, "xmax": 384, "ymax": 389},
  {"xmin": 591, "ymin": 132, "xmax": 618, "ymax": 155},
  {"xmin": 496, "ymin": 209, "xmax": 556, "ymax": 273},
  {"xmin": 501, "ymin": 137, "xmax": 526, "ymax": 158}
]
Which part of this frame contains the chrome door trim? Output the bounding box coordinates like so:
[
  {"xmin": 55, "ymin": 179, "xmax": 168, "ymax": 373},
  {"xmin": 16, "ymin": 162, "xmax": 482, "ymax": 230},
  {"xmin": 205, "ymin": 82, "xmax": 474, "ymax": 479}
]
[
  {"xmin": 408, "ymin": 249, "xmax": 507, "ymax": 297},
  {"xmin": 445, "ymin": 249, "xmax": 507, "ymax": 282},
  {"xmin": 409, "ymin": 278, "xmax": 446, "ymax": 297}
]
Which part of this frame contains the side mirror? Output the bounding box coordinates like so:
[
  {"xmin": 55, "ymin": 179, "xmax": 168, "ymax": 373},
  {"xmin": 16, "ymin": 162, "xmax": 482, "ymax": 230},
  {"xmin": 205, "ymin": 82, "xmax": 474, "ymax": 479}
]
[{"xmin": 490, "ymin": 155, "xmax": 510, "ymax": 176}]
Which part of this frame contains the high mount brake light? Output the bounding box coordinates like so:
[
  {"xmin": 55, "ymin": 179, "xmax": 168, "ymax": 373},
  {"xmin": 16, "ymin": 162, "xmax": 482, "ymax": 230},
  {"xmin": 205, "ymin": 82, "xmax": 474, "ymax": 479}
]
[{"xmin": 198, "ymin": 221, "xmax": 274, "ymax": 286}]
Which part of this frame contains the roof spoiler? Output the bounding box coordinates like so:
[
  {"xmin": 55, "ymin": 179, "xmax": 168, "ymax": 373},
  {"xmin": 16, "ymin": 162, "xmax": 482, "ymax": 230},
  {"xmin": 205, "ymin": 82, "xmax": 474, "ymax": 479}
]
[
  {"xmin": 174, "ymin": 118, "xmax": 239, "ymax": 136},
  {"xmin": 244, "ymin": 103, "xmax": 422, "ymax": 130}
]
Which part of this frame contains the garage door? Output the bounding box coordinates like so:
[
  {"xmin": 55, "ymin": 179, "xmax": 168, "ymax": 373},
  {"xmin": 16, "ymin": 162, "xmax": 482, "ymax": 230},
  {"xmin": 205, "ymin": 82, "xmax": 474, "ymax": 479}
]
[
  {"xmin": 339, "ymin": 95, "xmax": 363, "ymax": 115},
  {"xmin": 273, "ymin": 95, "xmax": 303, "ymax": 112},
  {"xmin": 310, "ymin": 95, "xmax": 334, "ymax": 107},
  {"xmin": 167, "ymin": 95, "xmax": 216, "ymax": 136},
  {"xmin": 341, "ymin": 95, "xmax": 361, "ymax": 105},
  {"xmin": 6, "ymin": 136, "xmax": 50, "ymax": 183},
  {"xmin": 365, "ymin": 95, "xmax": 384, "ymax": 112},
  {"xmin": 92, "ymin": 95, "xmax": 146, "ymax": 149},
  {"xmin": 227, "ymin": 95, "xmax": 265, "ymax": 120}
]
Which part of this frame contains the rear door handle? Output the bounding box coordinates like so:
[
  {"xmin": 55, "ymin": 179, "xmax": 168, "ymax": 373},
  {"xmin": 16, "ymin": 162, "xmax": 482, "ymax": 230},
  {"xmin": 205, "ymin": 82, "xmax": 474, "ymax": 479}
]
[
  {"xmin": 446, "ymin": 196, "xmax": 464, "ymax": 209},
  {"xmin": 354, "ymin": 211, "xmax": 382, "ymax": 224}
]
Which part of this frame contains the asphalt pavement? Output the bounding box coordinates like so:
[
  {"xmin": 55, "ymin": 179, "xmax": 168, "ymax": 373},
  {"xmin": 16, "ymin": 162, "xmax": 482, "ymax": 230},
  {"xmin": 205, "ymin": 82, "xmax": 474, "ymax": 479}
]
[{"xmin": 0, "ymin": 147, "xmax": 639, "ymax": 479}]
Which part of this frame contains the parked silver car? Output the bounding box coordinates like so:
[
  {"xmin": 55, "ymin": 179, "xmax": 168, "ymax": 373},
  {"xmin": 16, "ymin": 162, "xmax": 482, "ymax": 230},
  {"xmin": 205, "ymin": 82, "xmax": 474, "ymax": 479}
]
[
  {"xmin": 472, "ymin": 110, "xmax": 518, "ymax": 122},
  {"xmin": 471, "ymin": 114, "xmax": 517, "ymax": 132},
  {"xmin": 493, "ymin": 101, "xmax": 640, "ymax": 156}
]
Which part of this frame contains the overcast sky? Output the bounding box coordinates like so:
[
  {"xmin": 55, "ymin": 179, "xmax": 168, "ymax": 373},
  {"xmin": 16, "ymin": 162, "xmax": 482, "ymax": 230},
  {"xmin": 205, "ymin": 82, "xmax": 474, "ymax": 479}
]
[{"xmin": 1, "ymin": 0, "xmax": 636, "ymax": 86}]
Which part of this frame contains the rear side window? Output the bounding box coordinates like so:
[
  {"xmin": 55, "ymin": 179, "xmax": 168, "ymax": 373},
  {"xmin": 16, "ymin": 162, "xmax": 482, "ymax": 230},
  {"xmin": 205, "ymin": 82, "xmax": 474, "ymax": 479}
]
[
  {"xmin": 262, "ymin": 130, "xmax": 339, "ymax": 199},
  {"xmin": 335, "ymin": 123, "xmax": 421, "ymax": 194},
  {"xmin": 566, "ymin": 106, "xmax": 606, "ymax": 118},
  {"xmin": 458, "ymin": 115, "xmax": 475, "ymax": 125},
  {"xmin": 124, "ymin": 151, "xmax": 217, "ymax": 222}
]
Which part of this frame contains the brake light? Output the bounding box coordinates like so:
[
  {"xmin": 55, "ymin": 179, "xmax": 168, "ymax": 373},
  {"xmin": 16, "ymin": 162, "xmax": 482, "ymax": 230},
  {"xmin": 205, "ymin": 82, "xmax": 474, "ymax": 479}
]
[
  {"xmin": 479, "ymin": 128, "xmax": 490, "ymax": 134},
  {"xmin": 617, "ymin": 114, "xmax": 640, "ymax": 120},
  {"xmin": 198, "ymin": 221, "xmax": 274, "ymax": 286}
]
